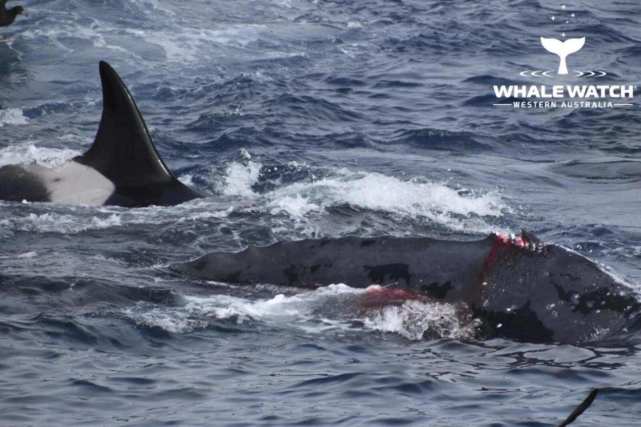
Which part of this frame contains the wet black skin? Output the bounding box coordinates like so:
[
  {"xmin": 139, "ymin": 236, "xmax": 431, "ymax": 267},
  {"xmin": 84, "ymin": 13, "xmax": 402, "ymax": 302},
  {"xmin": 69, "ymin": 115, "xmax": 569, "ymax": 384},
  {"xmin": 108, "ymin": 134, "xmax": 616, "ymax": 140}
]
[
  {"xmin": 0, "ymin": 2, "xmax": 23, "ymax": 27},
  {"xmin": 0, "ymin": 61, "xmax": 201, "ymax": 207},
  {"xmin": 0, "ymin": 165, "xmax": 48, "ymax": 202},
  {"xmin": 174, "ymin": 234, "xmax": 641, "ymax": 344},
  {"xmin": 74, "ymin": 62, "xmax": 202, "ymax": 207}
]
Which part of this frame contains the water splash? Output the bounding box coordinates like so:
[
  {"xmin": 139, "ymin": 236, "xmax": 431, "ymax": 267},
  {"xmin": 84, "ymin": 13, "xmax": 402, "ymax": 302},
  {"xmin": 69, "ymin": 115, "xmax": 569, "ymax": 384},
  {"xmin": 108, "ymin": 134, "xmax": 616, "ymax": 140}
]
[
  {"xmin": 0, "ymin": 108, "xmax": 28, "ymax": 127},
  {"xmin": 123, "ymin": 284, "xmax": 475, "ymax": 341}
]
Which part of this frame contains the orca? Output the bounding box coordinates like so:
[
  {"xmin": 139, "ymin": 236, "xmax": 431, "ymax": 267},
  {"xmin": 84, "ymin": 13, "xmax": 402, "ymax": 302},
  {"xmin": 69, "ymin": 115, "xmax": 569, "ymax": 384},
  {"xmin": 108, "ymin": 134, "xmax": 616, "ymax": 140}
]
[
  {"xmin": 0, "ymin": 1, "xmax": 24, "ymax": 28},
  {"xmin": 174, "ymin": 231, "xmax": 641, "ymax": 344},
  {"xmin": 0, "ymin": 61, "xmax": 201, "ymax": 207}
]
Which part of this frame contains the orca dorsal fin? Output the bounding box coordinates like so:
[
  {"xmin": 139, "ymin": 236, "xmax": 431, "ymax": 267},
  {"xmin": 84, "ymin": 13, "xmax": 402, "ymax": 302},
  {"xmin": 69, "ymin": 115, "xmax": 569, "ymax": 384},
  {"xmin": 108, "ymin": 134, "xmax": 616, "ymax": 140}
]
[{"xmin": 76, "ymin": 61, "xmax": 175, "ymax": 188}]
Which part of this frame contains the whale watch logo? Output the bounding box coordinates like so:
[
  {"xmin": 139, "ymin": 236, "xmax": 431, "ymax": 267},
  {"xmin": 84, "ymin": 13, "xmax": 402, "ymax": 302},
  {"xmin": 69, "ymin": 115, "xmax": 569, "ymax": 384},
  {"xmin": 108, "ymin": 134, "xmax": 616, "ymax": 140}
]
[
  {"xmin": 492, "ymin": 5, "xmax": 635, "ymax": 110},
  {"xmin": 540, "ymin": 37, "xmax": 585, "ymax": 75}
]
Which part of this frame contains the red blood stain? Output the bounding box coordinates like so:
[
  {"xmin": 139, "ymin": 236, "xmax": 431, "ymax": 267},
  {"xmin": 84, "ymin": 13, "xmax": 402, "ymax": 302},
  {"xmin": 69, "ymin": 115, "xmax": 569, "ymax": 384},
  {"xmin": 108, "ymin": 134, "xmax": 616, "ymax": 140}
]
[
  {"xmin": 359, "ymin": 287, "xmax": 425, "ymax": 309},
  {"xmin": 482, "ymin": 232, "xmax": 533, "ymax": 280}
]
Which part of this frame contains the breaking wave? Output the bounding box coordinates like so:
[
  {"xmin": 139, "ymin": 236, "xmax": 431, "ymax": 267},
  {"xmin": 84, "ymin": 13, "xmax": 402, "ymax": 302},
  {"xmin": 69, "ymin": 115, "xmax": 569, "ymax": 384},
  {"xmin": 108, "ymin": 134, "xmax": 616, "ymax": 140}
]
[
  {"xmin": 0, "ymin": 142, "xmax": 79, "ymax": 168},
  {"xmin": 214, "ymin": 154, "xmax": 507, "ymax": 233},
  {"xmin": 0, "ymin": 108, "xmax": 28, "ymax": 127},
  {"xmin": 123, "ymin": 284, "xmax": 475, "ymax": 341}
]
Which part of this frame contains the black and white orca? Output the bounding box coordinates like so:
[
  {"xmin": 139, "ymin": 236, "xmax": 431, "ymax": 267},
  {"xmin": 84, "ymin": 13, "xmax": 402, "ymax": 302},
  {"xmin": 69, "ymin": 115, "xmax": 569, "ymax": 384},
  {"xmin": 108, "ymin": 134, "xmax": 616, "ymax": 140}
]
[
  {"xmin": 174, "ymin": 231, "xmax": 641, "ymax": 344},
  {"xmin": 0, "ymin": 61, "xmax": 201, "ymax": 207}
]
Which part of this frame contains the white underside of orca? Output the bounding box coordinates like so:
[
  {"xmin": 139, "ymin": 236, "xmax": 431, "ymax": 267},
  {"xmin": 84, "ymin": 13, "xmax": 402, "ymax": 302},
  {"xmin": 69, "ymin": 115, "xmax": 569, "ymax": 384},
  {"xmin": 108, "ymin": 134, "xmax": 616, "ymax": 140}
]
[
  {"xmin": 0, "ymin": 61, "xmax": 201, "ymax": 208},
  {"xmin": 25, "ymin": 161, "xmax": 115, "ymax": 206}
]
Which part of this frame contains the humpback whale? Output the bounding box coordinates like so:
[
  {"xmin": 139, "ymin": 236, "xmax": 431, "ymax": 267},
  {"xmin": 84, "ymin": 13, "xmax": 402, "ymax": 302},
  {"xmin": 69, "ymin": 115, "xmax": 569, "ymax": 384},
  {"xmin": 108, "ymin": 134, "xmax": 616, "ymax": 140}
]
[
  {"xmin": 0, "ymin": 62, "xmax": 201, "ymax": 207},
  {"xmin": 0, "ymin": 1, "xmax": 23, "ymax": 27},
  {"xmin": 174, "ymin": 232, "xmax": 641, "ymax": 344}
]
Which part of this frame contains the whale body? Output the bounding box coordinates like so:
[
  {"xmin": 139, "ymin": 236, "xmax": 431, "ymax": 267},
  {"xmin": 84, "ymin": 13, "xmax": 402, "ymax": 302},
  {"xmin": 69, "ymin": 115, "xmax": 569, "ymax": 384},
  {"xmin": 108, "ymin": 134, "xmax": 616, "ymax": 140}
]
[
  {"xmin": 0, "ymin": 62, "xmax": 201, "ymax": 207},
  {"xmin": 174, "ymin": 232, "xmax": 641, "ymax": 344}
]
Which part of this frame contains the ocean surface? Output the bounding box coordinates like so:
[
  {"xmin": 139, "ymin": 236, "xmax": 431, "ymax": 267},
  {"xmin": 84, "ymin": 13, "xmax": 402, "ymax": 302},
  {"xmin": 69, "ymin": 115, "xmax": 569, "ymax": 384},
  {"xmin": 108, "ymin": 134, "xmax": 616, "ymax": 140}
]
[{"xmin": 1, "ymin": 0, "xmax": 641, "ymax": 425}]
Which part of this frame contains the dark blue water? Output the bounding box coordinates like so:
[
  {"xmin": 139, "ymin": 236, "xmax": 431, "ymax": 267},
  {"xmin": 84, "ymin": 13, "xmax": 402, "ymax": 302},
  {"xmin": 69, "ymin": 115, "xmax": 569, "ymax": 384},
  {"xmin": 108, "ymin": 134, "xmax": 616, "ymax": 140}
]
[{"xmin": 2, "ymin": 0, "xmax": 641, "ymax": 425}]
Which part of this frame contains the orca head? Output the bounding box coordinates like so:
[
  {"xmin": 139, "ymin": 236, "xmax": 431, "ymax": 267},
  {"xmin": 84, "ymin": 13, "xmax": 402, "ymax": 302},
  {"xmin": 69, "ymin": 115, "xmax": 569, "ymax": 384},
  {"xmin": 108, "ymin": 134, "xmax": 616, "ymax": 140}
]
[{"xmin": 74, "ymin": 61, "xmax": 202, "ymax": 207}]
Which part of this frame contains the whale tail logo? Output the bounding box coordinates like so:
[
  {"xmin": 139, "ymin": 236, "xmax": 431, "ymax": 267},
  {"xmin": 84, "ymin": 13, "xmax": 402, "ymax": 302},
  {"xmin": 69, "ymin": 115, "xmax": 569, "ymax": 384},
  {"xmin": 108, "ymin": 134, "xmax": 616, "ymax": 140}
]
[{"xmin": 540, "ymin": 37, "xmax": 586, "ymax": 75}]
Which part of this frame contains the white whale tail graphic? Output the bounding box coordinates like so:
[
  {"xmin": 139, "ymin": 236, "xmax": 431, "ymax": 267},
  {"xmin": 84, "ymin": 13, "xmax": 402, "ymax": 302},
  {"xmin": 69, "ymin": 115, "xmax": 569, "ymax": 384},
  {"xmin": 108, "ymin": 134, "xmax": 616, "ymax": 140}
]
[{"xmin": 540, "ymin": 37, "xmax": 586, "ymax": 75}]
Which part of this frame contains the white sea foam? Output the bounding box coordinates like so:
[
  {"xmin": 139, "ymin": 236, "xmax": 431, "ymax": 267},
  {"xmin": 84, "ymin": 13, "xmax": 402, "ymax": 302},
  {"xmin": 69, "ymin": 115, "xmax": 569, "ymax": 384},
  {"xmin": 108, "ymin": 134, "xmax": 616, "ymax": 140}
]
[
  {"xmin": 363, "ymin": 300, "xmax": 473, "ymax": 340},
  {"xmin": 219, "ymin": 160, "xmax": 262, "ymax": 197},
  {"xmin": 125, "ymin": 284, "xmax": 474, "ymax": 340},
  {"xmin": 178, "ymin": 174, "xmax": 195, "ymax": 187},
  {"xmin": 4, "ymin": 213, "xmax": 123, "ymax": 234},
  {"xmin": 0, "ymin": 108, "xmax": 28, "ymax": 127},
  {"xmin": 0, "ymin": 143, "xmax": 80, "ymax": 168},
  {"xmin": 217, "ymin": 158, "xmax": 507, "ymax": 232},
  {"xmin": 269, "ymin": 171, "xmax": 503, "ymax": 218},
  {"xmin": 0, "ymin": 195, "xmax": 234, "ymax": 235},
  {"xmin": 269, "ymin": 193, "xmax": 320, "ymax": 217}
]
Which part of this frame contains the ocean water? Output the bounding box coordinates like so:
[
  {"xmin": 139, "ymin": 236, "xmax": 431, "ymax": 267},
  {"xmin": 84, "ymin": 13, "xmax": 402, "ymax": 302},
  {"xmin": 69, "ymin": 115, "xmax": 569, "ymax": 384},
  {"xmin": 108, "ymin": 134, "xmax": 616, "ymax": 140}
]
[{"xmin": 1, "ymin": 0, "xmax": 641, "ymax": 425}]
